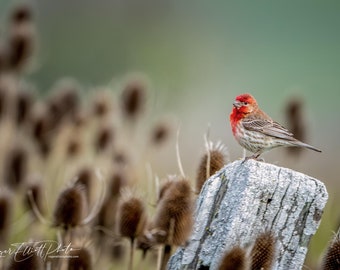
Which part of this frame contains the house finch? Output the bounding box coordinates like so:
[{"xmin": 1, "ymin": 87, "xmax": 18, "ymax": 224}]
[{"xmin": 230, "ymin": 93, "xmax": 321, "ymax": 160}]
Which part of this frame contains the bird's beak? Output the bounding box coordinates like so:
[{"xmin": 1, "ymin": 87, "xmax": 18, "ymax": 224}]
[{"xmin": 233, "ymin": 101, "xmax": 242, "ymax": 108}]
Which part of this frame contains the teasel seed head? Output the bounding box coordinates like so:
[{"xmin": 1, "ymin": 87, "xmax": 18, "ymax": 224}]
[
  {"xmin": 4, "ymin": 145, "xmax": 28, "ymax": 190},
  {"xmin": 109, "ymin": 171, "xmax": 126, "ymax": 197},
  {"xmin": 321, "ymin": 233, "xmax": 340, "ymax": 270},
  {"xmin": 47, "ymin": 79, "xmax": 81, "ymax": 126},
  {"xmin": 6, "ymin": 243, "xmax": 43, "ymax": 270},
  {"xmin": 218, "ymin": 246, "xmax": 248, "ymax": 270},
  {"xmin": 118, "ymin": 190, "xmax": 146, "ymax": 241},
  {"xmin": 121, "ymin": 78, "xmax": 146, "ymax": 120},
  {"xmin": 152, "ymin": 176, "xmax": 193, "ymax": 246},
  {"xmin": 94, "ymin": 124, "xmax": 114, "ymax": 152},
  {"xmin": 67, "ymin": 247, "xmax": 92, "ymax": 270},
  {"xmin": 91, "ymin": 89, "xmax": 112, "ymax": 118},
  {"xmin": 285, "ymin": 97, "xmax": 305, "ymax": 155},
  {"xmin": 15, "ymin": 87, "xmax": 34, "ymax": 125},
  {"xmin": 74, "ymin": 167, "xmax": 94, "ymax": 202},
  {"xmin": 150, "ymin": 120, "xmax": 171, "ymax": 146},
  {"xmin": 196, "ymin": 141, "xmax": 228, "ymax": 194},
  {"xmin": 53, "ymin": 185, "xmax": 86, "ymax": 229},
  {"xmin": 10, "ymin": 3, "xmax": 33, "ymax": 25},
  {"xmin": 0, "ymin": 191, "xmax": 12, "ymax": 248},
  {"xmin": 250, "ymin": 231, "xmax": 276, "ymax": 270},
  {"xmin": 8, "ymin": 23, "xmax": 35, "ymax": 72}
]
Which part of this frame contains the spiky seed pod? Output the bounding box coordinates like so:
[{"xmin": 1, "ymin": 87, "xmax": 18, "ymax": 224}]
[
  {"xmin": 94, "ymin": 125, "xmax": 113, "ymax": 152},
  {"xmin": 67, "ymin": 247, "xmax": 92, "ymax": 270},
  {"xmin": 47, "ymin": 80, "xmax": 80, "ymax": 126},
  {"xmin": 118, "ymin": 195, "xmax": 146, "ymax": 241},
  {"xmin": 121, "ymin": 79, "xmax": 146, "ymax": 119},
  {"xmin": 4, "ymin": 146, "xmax": 28, "ymax": 190},
  {"xmin": 196, "ymin": 141, "xmax": 228, "ymax": 194},
  {"xmin": 53, "ymin": 185, "xmax": 86, "ymax": 229},
  {"xmin": 24, "ymin": 182, "xmax": 45, "ymax": 217},
  {"xmin": 15, "ymin": 89, "xmax": 34, "ymax": 125},
  {"xmin": 8, "ymin": 24, "xmax": 35, "ymax": 72},
  {"xmin": 250, "ymin": 231, "xmax": 276, "ymax": 270},
  {"xmin": 151, "ymin": 121, "xmax": 171, "ymax": 145},
  {"xmin": 66, "ymin": 138, "xmax": 81, "ymax": 157},
  {"xmin": 152, "ymin": 177, "xmax": 193, "ymax": 246},
  {"xmin": 30, "ymin": 113, "xmax": 51, "ymax": 156},
  {"xmin": 321, "ymin": 234, "xmax": 340, "ymax": 270},
  {"xmin": 111, "ymin": 243, "xmax": 125, "ymax": 261},
  {"xmin": 74, "ymin": 167, "xmax": 93, "ymax": 202},
  {"xmin": 0, "ymin": 192, "xmax": 12, "ymax": 248},
  {"xmin": 109, "ymin": 172, "xmax": 126, "ymax": 197},
  {"xmin": 0, "ymin": 41, "xmax": 8, "ymax": 74},
  {"xmin": 285, "ymin": 97, "xmax": 305, "ymax": 155},
  {"xmin": 97, "ymin": 172, "xmax": 125, "ymax": 228},
  {"xmin": 6, "ymin": 244, "xmax": 43, "ymax": 270},
  {"xmin": 91, "ymin": 91, "xmax": 111, "ymax": 118},
  {"xmin": 10, "ymin": 3, "xmax": 32, "ymax": 25},
  {"xmin": 158, "ymin": 179, "xmax": 175, "ymax": 202},
  {"xmin": 218, "ymin": 246, "xmax": 248, "ymax": 270}
]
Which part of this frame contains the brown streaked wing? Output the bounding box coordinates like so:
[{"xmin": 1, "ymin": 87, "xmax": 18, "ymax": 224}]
[{"xmin": 242, "ymin": 117, "xmax": 295, "ymax": 140}]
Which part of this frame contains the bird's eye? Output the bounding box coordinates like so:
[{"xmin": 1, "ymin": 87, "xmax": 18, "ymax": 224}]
[{"xmin": 243, "ymin": 102, "xmax": 248, "ymax": 105}]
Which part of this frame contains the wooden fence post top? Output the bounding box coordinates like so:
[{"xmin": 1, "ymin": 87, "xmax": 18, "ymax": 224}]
[{"xmin": 168, "ymin": 159, "xmax": 328, "ymax": 270}]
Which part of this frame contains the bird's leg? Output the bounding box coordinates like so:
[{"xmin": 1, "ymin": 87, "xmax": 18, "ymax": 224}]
[{"xmin": 242, "ymin": 151, "xmax": 264, "ymax": 164}]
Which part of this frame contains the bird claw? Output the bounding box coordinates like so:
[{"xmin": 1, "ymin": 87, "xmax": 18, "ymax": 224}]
[{"xmin": 241, "ymin": 155, "xmax": 265, "ymax": 164}]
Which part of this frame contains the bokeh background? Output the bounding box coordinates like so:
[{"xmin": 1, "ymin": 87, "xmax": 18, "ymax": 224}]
[{"xmin": 1, "ymin": 0, "xmax": 339, "ymax": 268}]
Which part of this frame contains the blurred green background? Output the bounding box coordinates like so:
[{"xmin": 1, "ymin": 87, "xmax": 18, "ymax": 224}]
[{"xmin": 1, "ymin": 0, "xmax": 340, "ymax": 267}]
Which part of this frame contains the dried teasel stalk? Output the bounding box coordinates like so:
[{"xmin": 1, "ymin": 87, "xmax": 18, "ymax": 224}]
[
  {"xmin": 53, "ymin": 185, "xmax": 87, "ymax": 230},
  {"xmin": 121, "ymin": 77, "xmax": 147, "ymax": 120},
  {"xmin": 196, "ymin": 140, "xmax": 228, "ymax": 194},
  {"xmin": 4, "ymin": 145, "xmax": 28, "ymax": 190},
  {"xmin": 6, "ymin": 243, "xmax": 43, "ymax": 270},
  {"xmin": 218, "ymin": 246, "xmax": 249, "ymax": 270},
  {"xmin": 152, "ymin": 176, "xmax": 193, "ymax": 246},
  {"xmin": 0, "ymin": 191, "xmax": 12, "ymax": 248},
  {"xmin": 250, "ymin": 231, "xmax": 276, "ymax": 270},
  {"xmin": 320, "ymin": 231, "xmax": 340, "ymax": 270},
  {"xmin": 67, "ymin": 247, "xmax": 92, "ymax": 270},
  {"xmin": 151, "ymin": 176, "xmax": 194, "ymax": 270},
  {"xmin": 117, "ymin": 189, "xmax": 147, "ymax": 270}
]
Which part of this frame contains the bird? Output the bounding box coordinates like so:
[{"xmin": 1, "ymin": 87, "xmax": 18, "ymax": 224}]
[{"xmin": 229, "ymin": 93, "xmax": 321, "ymax": 160}]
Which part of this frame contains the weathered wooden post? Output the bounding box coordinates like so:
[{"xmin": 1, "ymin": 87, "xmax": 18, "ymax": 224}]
[{"xmin": 168, "ymin": 159, "xmax": 328, "ymax": 270}]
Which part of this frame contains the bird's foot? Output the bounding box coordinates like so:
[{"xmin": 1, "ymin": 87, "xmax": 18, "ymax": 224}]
[{"xmin": 241, "ymin": 154, "xmax": 264, "ymax": 164}]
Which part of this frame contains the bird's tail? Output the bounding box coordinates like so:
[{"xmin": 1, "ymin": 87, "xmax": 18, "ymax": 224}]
[{"xmin": 292, "ymin": 140, "xmax": 322, "ymax": 153}]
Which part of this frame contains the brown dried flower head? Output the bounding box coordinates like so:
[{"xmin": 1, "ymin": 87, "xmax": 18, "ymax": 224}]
[
  {"xmin": 196, "ymin": 141, "xmax": 228, "ymax": 194},
  {"xmin": 250, "ymin": 231, "xmax": 276, "ymax": 270},
  {"xmin": 6, "ymin": 243, "xmax": 43, "ymax": 270},
  {"xmin": 67, "ymin": 247, "xmax": 92, "ymax": 270},
  {"xmin": 152, "ymin": 176, "xmax": 193, "ymax": 246},
  {"xmin": 121, "ymin": 78, "xmax": 146, "ymax": 119},
  {"xmin": 5, "ymin": 145, "xmax": 28, "ymax": 190},
  {"xmin": 321, "ymin": 233, "xmax": 340, "ymax": 270},
  {"xmin": 118, "ymin": 190, "xmax": 146, "ymax": 241},
  {"xmin": 218, "ymin": 246, "xmax": 248, "ymax": 270},
  {"xmin": 0, "ymin": 192, "xmax": 12, "ymax": 247},
  {"xmin": 10, "ymin": 3, "xmax": 33, "ymax": 25},
  {"xmin": 53, "ymin": 185, "xmax": 86, "ymax": 229}
]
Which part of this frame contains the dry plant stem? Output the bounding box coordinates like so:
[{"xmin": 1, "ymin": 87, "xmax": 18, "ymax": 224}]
[
  {"xmin": 128, "ymin": 238, "xmax": 135, "ymax": 270},
  {"xmin": 204, "ymin": 132, "xmax": 211, "ymax": 180},
  {"xmin": 161, "ymin": 244, "xmax": 172, "ymax": 270},
  {"xmin": 82, "ymin": 169, "xmax": 106, "ymax": 225},
  {"xmin": 59, "ymin": 228, "xmax": 71, "ymax": 270},
  {"xmin": 27, "ymin": 190, "xmax": 50, "ymax": 225},
  {"xmin": 157, "ymin": 245, "xmax": 164, "ymax": 270},
  {"xmin": 176, "ymin": 128, "xmax": 185, "ymax": 178}
]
